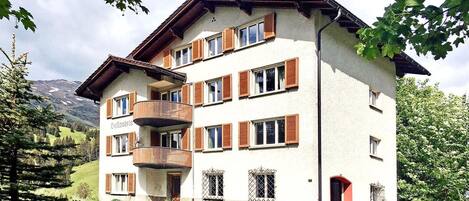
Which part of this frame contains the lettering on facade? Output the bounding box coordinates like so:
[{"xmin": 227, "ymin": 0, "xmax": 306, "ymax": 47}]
[{"xmin": 110, "ymin": 120, "xmax": 134, "ymax": 129}]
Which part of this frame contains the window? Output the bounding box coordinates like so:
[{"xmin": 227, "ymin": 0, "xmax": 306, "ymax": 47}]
[
  {"xmin": 370, "ymin": 184, "xmax": 385, "ymax": 201},
  {"xmin": 369, "ymin": 89, "xmax": 380, "ymax": 107},
  {"xmin": 239, "ymin": 21, "xmax": 264, "ymax": 48},
  {"xmin": 203, "ymin": 170, "xmax": 224, "ymax": 200},
  {"xmin": 170, "ymin": 89, "xmax": 182, "ymax": 103},
  {"xmin": 207, "ymin": 34, "xmax": 223, "ymax": 57},
  {"xmin": 206, "ymin": 126, "xmax": 222, "ymax": 149},
  {"xmin": 174, "ymin": 46, "xmax": 192, "ymax": 67},
  {"xmin": 114, "ymin": 134, "xmax": 128, "ymax": 154},
  {"xmin": 248, "ymin": 168, "xmax": 275, "ymax": 200},
  {"xmin": 112, "ymin": 174, "xmax": 128, "ymax": 194},
  {"xmin": 207, "ymin": 79, "xmax": 222, "ymax": 103},
  {"xmin": 254, "ymin": 118, "xmax": 285, "ymax": 146},
  {"xmin": 253, "ymin": 65, "xmax": 285, "ymax": 95},
  {"xmin": 113, "ymin": 95, "xmax": 129, "ymax": 116},
  {"xmin": 370, "ymin": 136, "xmax": 380, "ymax": 156},
  {"xmin": 161, "ymin": 131, "xmax": 181, "ymax": 149},
  {"xmin": 161, "ymin": 92, "xmax": 169, "ymax": 101}
]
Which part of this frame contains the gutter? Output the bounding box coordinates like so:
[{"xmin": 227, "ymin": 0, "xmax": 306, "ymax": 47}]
[{"xmin": 316, "ymin": 8, "xmax": 342, "ymax": 201}]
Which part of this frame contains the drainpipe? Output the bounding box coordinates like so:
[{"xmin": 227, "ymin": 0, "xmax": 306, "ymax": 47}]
[{"xmin": 316, "ymin": 8, "xmax": 342, "ymax": 201}]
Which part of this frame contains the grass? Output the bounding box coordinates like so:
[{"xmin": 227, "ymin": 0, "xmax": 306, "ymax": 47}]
[
  {"xmin": 37, "ymin": 160, "xmax": 99, "ymax": 200},
  {"xmin": 46, "ymin": 127, "xmax": 87, "ymax": 143}
]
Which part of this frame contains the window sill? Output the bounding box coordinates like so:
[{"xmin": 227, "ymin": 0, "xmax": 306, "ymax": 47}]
[
  {"xmin": 370, "ymin": 154, "xmax": 383, "ymax": 161},
  {"xmin": 203, "ymin": 53, "xmax": 223, "ymax": 62},
  {"xmin": 111, "ymin": 113, "xmax": 132, "ymax": 120},
  {"xmin": 202, "ymin": 148, "xmax": 224, "ymax": 153},
  {"xmin": 111, "ymin": 153, "xmax": 130, "ymax": 157},
  {"xmin": 203, "ymin": 101, "xmax": 224, "ymax": 107},
  {"xmin": 234, "ymin": 40, "xmax": 266, "ymax": 52},
  {"xmin": 171, "ymin": 62, "xmax": 193, "ymax": 70},
  {"xmin": 249, "ymin": 89, "xmax": 286, "ymax": 99},
  {"xmin": 110, "ymin": 192, "xmax": 129, "ymax": 196},
  {"xmin": 369, "ymin": 104, "xmax": 383, "ymax": 113},
  {"xmin": 249, "ymin": 143, "xmax": 286, "ymax": 150}
]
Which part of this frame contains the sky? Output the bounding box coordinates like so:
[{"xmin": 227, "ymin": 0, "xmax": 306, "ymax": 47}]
[{"xmin": 0, "ymin": 0, "xmax": 467, "ymax": 95}]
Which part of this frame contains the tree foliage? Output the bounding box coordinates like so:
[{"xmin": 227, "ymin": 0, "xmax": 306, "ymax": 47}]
[
  {"xmin": 356, "ymin": 0, "xmax": 468, "ymax": 60},
  {"xmin": 397, "ymin": 77, "xmax": 469, "ymax": 200},
  {"xmin": 0, "ymin": 35, "xmax": 77, "ymax": 201}
]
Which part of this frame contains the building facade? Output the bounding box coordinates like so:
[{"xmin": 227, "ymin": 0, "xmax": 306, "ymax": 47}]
[{"xmin": 76, "ymin": 1, "xmax": 430, "ymax": 201}]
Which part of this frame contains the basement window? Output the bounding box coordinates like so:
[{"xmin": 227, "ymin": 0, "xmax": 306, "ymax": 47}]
[
  {"xmin": 203, "ymin": 169, "xmax": 224, "ymax": 200},
  {"xmin": 248, "ymin": 168, "xmax": 276, "ymax": 200}
]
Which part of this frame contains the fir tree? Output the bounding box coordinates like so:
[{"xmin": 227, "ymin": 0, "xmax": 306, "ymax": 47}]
[{"xmin": 0, "ymin": 35, "xmax": 76, "ymax": 201}]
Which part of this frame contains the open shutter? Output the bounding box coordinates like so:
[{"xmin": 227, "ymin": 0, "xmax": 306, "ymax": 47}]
[
  {"xmin": 150, "ymin": 131, "xmax": 160, "ymax": 146},
  {"xmin": 285, "ymin": 114, "xmax": 299, "ymax": 144},
  {"xmin": 285, "ymin": 57, "xmax": 299, "ymax": 89},
  {"xmin": 195, "ymin": 127, "xmax": 203, "ymax": 151},
  {"xmin": 194, "ymin": 82, "xmax": 204, "ymax": 106},
  {"xmin": 182, "ymin": 128, "xmax": 190, "ymax": 150},
  {"xmin": 222, "ymin": 123, "xmax": 232, "ymax": 149},
  {"xmin": 163, "ymin": 49, "xmax": 172, "ymax": 68},
  {"xmin": 128, "ymin": 132, "xmax": 136, "ymax": 154},
  {"xmin": 129, "ymin": 91, "xmax": 137, "ymax": 114},
  {"xmin": 106, "ymin": 136, "xmax": 112, "ymax": 156},
  {"xmin": 239, "ymin": 71, "xmax": 250, "ymax": 98},
  {"xmin": 181, "ymin": 84, "xmax": 190, "ymax": 104},
  {"xmin": 128, "ymin": 173, "xmax": 136, "ymax": 195},
  {"xmin": 222, "ymin": 74, "xmax": 232, "ymax": 101},
  {"xmin": 106, "ymin": 98, "xmax": 112, "ymax": 119},
  {"xmin": 264, "ymin": 13, "xmax": 276, "ymax": 40},
  {"xmin": 151, "ymin": 90, "xmax": 160, "ymax": 100},
  {"xmin": 192, "ymin": 39, "xmax": 204, "ymax": 61},
  {"xmin": 222, "ymin": 27, "xmax": 235, "ymax": 52},
  {"xmin": 239, "ymin": 121, "xmax": 250, "ymax": 148},
  {"xmin": 105, "ymin": 174, "xmax": 111, "ymax": 194}
]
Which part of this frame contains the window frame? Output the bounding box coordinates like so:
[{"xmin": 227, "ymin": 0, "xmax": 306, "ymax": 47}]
[
  {"xmin": 173, "ymin": 45, "xmax": 193, "ymax": 67},
  {"xmin": 251, "ymin": 63, "xmax": 286, "ymax": 96},
  {"xmin": 369, "ymin": 89, "xmax": 381, "ymax": 109},
  {"xmin": 369, "ymin": 136, "xmax": 380, "ymax": 157},
  {"xmin": 205, "ymin": 78, "xmax": 223, "ymax": 104},
  {"xmin": 251, "ymin": 117, "xmax": 285, "ymax": 147},
  {"xmin": 206, "ymin": 33, "xmax": 223, "ymax": 58},
  {"xmin": 113, "ymin": 95, "xmax": 130, "ymax": 117},
  {"xmin": 248, "ymin": 168, "xmax": 276, "ymax": 201},
  {"xmin": 160, "ymin": 130, "xmax": 182, "ymax": 149},
  {"xmin": 237, "ymin": 18, "xmax": 265, "ymax": 49},
  {"xmin": 205, "ymin": 125, "xmax": 223, "ymax": 150},
  {"xmin": 112, "ymin": 173, "xmax": 128, "ymax": 194},
  {"xmin": 169, "ymin": 88, "xmax": 182, "ymax": 103},
  {"xmin": 113, "ymin": 134, "xmax": 128, "ymax": 155}
]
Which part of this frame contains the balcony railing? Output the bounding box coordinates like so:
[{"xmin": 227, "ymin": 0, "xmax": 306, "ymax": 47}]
[
  {"xmin": 132, "ymin": 147, "xmax": 192, "ymax": 169},
  {"xmin": 133, "ymin": 100, "xmax": 192, "ymax": 127}
]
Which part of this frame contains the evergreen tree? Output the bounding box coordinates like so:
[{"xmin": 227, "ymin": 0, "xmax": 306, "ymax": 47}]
[{"xmin": 0, "ymin": 35, "xmax": 76, "ymax": 201}]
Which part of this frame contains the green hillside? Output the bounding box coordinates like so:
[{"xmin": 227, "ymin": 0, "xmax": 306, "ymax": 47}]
[{"xmin": 46, "ymin": 126, "xmax": 87, "ymax": 143}]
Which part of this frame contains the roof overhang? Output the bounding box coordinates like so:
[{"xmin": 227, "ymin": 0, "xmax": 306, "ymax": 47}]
[
  {"xmin": 127, "ymin": 0, "xmax": 430, "ymax": 76},
  {"xmin": 75, "ymin": 55, "xmax": 186, "ymax": 101}
]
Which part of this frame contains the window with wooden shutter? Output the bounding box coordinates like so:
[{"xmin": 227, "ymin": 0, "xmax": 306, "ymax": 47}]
[
  {"xmin": 239, "ymin": 71, "xmax": 250, "ymax": 98},
  {"xmin": 106, "ymin": 136, "xmax": 112, "ymax": 156},
  {"xmin": 285, "ymin": 57, "xmax": 299, "ymax": 89},
  {"xmin": 150, "ymin": 131, "xmax": 160, "ymax": 146},
  {"xmin": 128, "ymin": 132, "xmax": 136, "ymax": 153},
  {"xmin": 192, "ymin": 39, "xmax": 204, "ymax": 61},
  {"xmin": 195, "ymin": 127, "xmax": 203, "ymax": 151},
  {"xmin": 182, "ymin": 128, "xmax": 190, "ymax": 150},
  {"xmin": 264, "ymin": 13, "xmax": 276, "ymax": 40},
  {"xmin": 222, "ymin": 123, "xmax": 232, "ymax": 149},
  {"xmin": 194, "ymin": 82, "xmax": 204, "ymax": 106},
  {"xmin": 222, "ymin": 75, "xmax": 232, "ymax": 101},
  {"xmin": 129, "ymin": 91, "xmax": 137, "ymax": 114},
  {"xmin": 239, "ymin": 121, "xmax": 250, "ymax": 148},
  {"xmin": 105, "ymin": 174, "xmax": 111, "ymax": 194},
  {"xmin": 222, "ymin": 27, "xmax": 235, "ymax": 52},
  {"xmin": 106, "ymin": 98, "xmax": 112, "ymax": 119},
  {"xmin": 181, "ymin": 84, "xmax": 190, "ymax": 104},
  {"xmin": 285, "ymin": 114, "xmax": 299, "ymax": 144},
  {"xmin": 127, "ymin": 173, "xmax": 136, "ymax": 195},
  {"xmin": 163, "ymin": 49, "xmax": 172, "ymax": 68}
]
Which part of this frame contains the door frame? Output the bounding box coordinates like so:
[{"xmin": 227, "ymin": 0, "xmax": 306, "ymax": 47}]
[{"xmin": 167, "ymin": 172, "xmax": 182, "ymax": 201}]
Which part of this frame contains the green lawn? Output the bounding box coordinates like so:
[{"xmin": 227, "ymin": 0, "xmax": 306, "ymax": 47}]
[
  {"xmin": 46, "ymin": 127, "xmax": 87, "ymax": 143},
  {"xmin": 37, "ymin": 160, "xmax": 99, "ymax": 200}
]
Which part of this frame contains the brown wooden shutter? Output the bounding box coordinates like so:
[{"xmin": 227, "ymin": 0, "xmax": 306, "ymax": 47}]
[
  {"xmin": 285, "ymin": 57, "xmax": 299, "ymax": 89},
  {"xmin": 106, "ymin": 98, "xmax": 112, "ymax": 119},
  {"xmin": 195, "ymin": 127, "xmax": 203, "ymax": 151},
  {"xmin": 222, "ymin": 74, "xmax": 232, "ymax": 101},
  {"xmin": 182, "ymin": 128, "xmax": 190, "ymax": 150},
  {"xmin": 163, "ymin": 49, "xmax": 172, "ymax": 68},
  {"xmin": 264, "ymin": 13, "xmax": 276, "ymax": 40},
  {"xmin": 129, "ymin": 91, "xmax": 137, "ymax": 114},
  {"xmin": 222, "ymin": 27, "xmax": 235, "ymax": 52},
  {"xmin": 150, "ymin": 131, "xmax": 160, "ymax": 146},
  {"xmin": 222, "ymin": 123, "xmax": 232, "ymax": 149},
  {"xmin": 239, "ymin": 71, "xmax": 250, "ymax": 98},
  {"xmin": 285, "ymin": 114, "xmax": 299, "ymax": 144},
  {"xmin": 192, "ymin": 39, "xmax": 204, "ymax": 61},
  {"xmin": 105, "ymin": 174, "xmax": 111, "ymax": 194},
  {"xmin": 181, "ymin": 84, "xmax": 190, "ymax": 104},
  {"xmin": 239, "ymin": 121, "xmax": 250, "ymax": 148},
  {"xmin": 127, "ymin": 173, "xmax": 136, "ymax": 195},
  {"xmin": 151, "ymin": 90, "xmax": 160, "ymax": 100},
  {"xmin": 194, "ymin": 82, "xmax": 204, "ymax": 106},
  {"xmin": 128, "ymin": 132, "xmax": 136, "ymax": 154},
  {"xmin": 106, "ymin": 136, "xmax": 112, "ymax": 156}
]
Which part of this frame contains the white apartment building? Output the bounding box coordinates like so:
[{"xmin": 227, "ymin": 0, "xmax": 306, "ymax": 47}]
[{"xmin": 76, "ymin": 0, "xmax": 430, "ymax": 201}]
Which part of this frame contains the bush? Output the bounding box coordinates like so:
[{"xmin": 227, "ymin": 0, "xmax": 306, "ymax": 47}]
[{"xmin": 76, "ymin": 182, "xmax": 91, "ymax": 199}]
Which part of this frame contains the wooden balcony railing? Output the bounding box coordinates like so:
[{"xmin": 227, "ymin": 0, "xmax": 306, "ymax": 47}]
[
  {"xmin": 132, "ymin": 147, "xmax": 192, "ymax": 169},
  {"xmin": 133, "ymin": 100, "xmax": 192, "ymax": 127}
]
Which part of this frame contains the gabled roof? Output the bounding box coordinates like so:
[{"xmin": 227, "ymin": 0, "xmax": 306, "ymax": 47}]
[
  {"xmin": 126, "ymin": 0, "xmax": 430, "ymax": 76},
  {"xmin": 75, "ymin": 55, "xmax": 186, "ymax": 101}
]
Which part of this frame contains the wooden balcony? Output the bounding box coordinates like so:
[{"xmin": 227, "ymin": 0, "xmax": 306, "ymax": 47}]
[
  {"xmin": 133, "ymin": 147, "xmax": 192, "ymax": 169},
  {"xmin": 133, "ymin": 100, "xmax": 192, "ymax": 127}
]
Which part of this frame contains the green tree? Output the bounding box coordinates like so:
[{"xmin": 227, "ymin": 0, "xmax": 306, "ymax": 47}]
[
  {"xmin": 0, "ymin": 35, "xmax": 76, "ymax": 201},
  {"xmin": 0, "ymin": 0, "xmax": 149, "ymax": 31},
  {"xmin": 356, "ymin": 0, "xmax": 469, "ymax": 60},
  {"xmin": 396, "ymin": 77, "xmax": 469, "ymax": 200}
]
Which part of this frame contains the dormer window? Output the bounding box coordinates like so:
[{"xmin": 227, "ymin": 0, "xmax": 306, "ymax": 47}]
[{"xmin": 174, "ymin": 46, "xmax": 192, "ymax": 67}]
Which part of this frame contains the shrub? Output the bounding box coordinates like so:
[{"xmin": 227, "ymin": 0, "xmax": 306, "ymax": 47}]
[{"xmin": 76, "ymin": 182, "xmax": 91, "ymax": 199}]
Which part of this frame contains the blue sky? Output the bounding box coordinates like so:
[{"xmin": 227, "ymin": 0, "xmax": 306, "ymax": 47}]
[{"xmin": 0, "ymin": 0, "xmax": 467, "ymax": 95}]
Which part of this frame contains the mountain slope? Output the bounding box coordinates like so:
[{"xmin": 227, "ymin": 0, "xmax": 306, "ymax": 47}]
[{"xmin": 32, "ymin": 79, "xmax": 98, "ymax": 126}]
